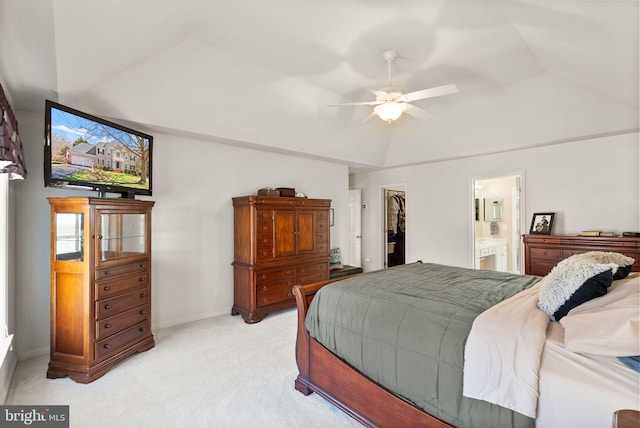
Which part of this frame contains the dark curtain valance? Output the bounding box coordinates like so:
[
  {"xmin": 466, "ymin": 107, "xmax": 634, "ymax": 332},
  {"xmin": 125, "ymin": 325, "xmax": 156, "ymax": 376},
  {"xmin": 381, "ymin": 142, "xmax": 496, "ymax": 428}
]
[{"xmin": 0, "ymin": 83, "xmax": 27, "ymax": 180}]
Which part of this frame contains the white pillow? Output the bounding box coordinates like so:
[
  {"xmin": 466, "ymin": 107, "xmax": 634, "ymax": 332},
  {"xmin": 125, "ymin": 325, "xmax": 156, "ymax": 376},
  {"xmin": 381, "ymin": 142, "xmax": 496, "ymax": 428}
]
[{"xmin": 560, "ymin": 273, "xmax": 640, "ymax": 356}]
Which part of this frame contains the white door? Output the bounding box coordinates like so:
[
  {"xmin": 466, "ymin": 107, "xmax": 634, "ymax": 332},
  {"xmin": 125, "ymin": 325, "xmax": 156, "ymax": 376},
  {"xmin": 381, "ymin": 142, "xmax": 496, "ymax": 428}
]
[{"xmin": 347, "ymin": 189, "xmax": 362, "ymax": 267}]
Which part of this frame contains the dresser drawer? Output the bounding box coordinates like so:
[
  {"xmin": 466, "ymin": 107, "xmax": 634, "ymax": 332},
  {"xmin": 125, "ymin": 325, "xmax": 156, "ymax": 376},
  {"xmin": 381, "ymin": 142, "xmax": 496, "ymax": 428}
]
[
  {"xmin": 96, "ymin": 287, "xmax": 150, "ymax": 319},
  {"xmin": 297, "ymin": 271, "xmax": 326, "ymax": 285},
  {"xmin": 96, "ymin": 260, "xmax": 149, "ymax": 281},
  {"xmin": 256, "ymin": 219, "xmax": 273, "ymax": 236},
  {"xmin": 256, "ymin": 209, "xmax": 273, "ymax": 223},
  {"xmin": 256, "ymin": 246, "xmax": 274, "ymax": 260},
  {"xmin": 96, "ymin": 304, "xmax": 150, "ymax": 340},
  {"xmin": 256, "ymin": 283, "xmax": 294, "ymax": 307},
  {"xmin": 530, "ymin": 259, "xmax": 559, "ymax": 276},
  {"xmin": 95, "ymin": 320, "xmax": 151, "ymax": 360},
  {"xmin": 257, "ymin": 278, "xmax": 294, "ymax": 295},
  {"xmin": 256, "ymin": 235, "xmax": 273, "ymax": 248},
  {"xmin": 96, "ymin": 273, "xmax": 148, "ymax": 299},
  {"xmin": 255, "ymin": 267, "xmax": 295, "ymax": 283},
  {"xmin": 316, "ymin": 211, "xmax": 328, "ymax": 222},
  {"xmin": 297, "ymin": 262, "xmax": 326, "ymax": 276},
  {"xmin": 530, "ymin": 248, "xmax": 561, "ymax": 260}
]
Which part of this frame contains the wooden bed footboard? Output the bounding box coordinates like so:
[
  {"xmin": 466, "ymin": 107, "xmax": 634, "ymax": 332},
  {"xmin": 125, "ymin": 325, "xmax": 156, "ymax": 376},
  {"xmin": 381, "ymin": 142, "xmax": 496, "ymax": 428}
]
[{"xmin": 292, "ymin": 280, "xmax": 452, "ymax": 428}]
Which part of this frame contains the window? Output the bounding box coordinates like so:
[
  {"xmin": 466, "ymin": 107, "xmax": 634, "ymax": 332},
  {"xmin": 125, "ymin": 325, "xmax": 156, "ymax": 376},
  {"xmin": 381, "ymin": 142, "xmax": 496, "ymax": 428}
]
[{"xmin": 115, "ymin": 150, "xmax": 121, "ymax": 158}]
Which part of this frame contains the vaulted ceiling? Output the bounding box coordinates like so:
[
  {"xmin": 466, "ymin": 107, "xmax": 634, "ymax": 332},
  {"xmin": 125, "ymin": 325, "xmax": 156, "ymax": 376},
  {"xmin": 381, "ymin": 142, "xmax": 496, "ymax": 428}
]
[{"xmin": 0, "ymin": 0, "xmax": 638, "ymax": 170}]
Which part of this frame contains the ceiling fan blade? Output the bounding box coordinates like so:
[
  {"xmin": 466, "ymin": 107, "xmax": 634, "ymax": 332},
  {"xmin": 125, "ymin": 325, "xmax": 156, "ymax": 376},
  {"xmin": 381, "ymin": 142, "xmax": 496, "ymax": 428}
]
[
  {"xmin": 369, "ymin": 89, "xmax": 389, "ymax": 98},
  {"xmin": 360, "ymin": 111, "xmax": 378, "ymax": 125},
  {"xmin": 403, "ymin": 104, "xmax": 435, "ymax": 120},
  {"xmin": 401, "ymin": 84, "xmax": 459, "ymax": 102},
  {"xmin": 327, "ymin": 100, "xmax": 383, "ymax": 107}
]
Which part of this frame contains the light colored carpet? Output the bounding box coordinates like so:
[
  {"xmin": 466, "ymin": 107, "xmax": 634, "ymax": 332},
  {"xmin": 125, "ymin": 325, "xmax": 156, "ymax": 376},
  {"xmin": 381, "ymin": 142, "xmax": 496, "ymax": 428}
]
[{"xmin": 6, "ymin": 308, "xmax": 363, "ymax": 428}]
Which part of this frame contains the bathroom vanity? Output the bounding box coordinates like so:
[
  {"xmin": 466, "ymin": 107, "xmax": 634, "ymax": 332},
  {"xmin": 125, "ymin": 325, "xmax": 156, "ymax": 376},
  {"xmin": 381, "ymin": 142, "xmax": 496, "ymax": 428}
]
[{"xmin": 475, "ymin": 238, "xmax": 508, "ymax": 272}]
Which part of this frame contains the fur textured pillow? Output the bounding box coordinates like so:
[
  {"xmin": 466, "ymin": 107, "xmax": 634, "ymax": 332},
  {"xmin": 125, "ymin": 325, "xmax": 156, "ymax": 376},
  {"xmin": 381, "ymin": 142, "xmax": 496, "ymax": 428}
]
[
  {"xmin": 538, "ymin": 255, "xmax": 617, "ymax": 321},
  {"xmin": 578, "ymin": 251, "xmax": 635, "ymax": 280}
]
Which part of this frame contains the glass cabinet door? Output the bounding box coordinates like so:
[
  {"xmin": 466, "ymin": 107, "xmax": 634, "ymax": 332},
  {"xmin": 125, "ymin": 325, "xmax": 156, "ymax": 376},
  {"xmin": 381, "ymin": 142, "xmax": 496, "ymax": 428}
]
[
  {"xmin": 55, "ymin": 213, "xmax": 84, "ymax": 261},
  {"xmin": 99, "ymin": 212, "xmax": 147, "ymax": 262}
]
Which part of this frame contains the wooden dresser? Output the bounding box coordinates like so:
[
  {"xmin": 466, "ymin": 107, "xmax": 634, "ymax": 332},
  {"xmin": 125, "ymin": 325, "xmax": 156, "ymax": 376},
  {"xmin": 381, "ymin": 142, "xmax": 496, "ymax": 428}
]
[
  {"xmin": 47, "ymin": 197, "xmax": 155, "ymax": 383},
  {"xmin": 232, "ymin": 196, "xmax": 331, "ymax": 323},
  {"xmin": 523, "ymin": 234, "xmax": 640, "ymax": 276}
]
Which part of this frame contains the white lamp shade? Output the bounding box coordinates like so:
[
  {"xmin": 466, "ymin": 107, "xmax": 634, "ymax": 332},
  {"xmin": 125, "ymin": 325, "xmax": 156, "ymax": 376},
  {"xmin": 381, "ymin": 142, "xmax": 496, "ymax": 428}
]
[{"xmin": 374, "ymin": 102, "xmax": 407, "ymax": 121}]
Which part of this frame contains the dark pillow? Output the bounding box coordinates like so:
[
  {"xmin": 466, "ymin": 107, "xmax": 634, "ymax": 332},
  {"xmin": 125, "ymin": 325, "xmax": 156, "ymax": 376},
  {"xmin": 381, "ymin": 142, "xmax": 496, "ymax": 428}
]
[
  {"xmin": 613, "ymin": 264, "xmax": 633, "ymax": 280},
  {"xmin": 538, "ymin": 255, "xmax": 616, "ymax": 321},
  {"xmin": 549, "ymin": 270, "xmax": 612, "ymax": 321}
]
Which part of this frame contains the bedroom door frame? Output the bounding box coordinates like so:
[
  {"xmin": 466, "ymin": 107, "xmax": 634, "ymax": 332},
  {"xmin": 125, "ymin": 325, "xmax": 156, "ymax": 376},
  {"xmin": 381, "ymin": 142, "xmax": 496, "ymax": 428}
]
[
  {"xmin": 381, "ymin": 183, "xmax": 407, "ymax": 269},
  {"xmin": 347, "ymin": 189, "xmax": 362, "ymax": 267},
  {"xmin": 471, "ymin": 172, "xmax": 525, "ymax": 274}
]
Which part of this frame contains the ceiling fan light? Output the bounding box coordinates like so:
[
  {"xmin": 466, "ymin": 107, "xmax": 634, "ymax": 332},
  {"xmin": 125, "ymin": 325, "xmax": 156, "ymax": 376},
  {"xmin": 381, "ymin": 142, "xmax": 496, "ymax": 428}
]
[{"xmin": 374, "ymin": 102, "xmax": 407, "ymax": 122}]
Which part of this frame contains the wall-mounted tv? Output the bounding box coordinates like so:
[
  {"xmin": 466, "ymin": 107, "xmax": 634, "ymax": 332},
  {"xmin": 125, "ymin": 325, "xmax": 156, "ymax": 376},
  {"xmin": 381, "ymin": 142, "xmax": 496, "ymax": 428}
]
[{"xmin": 44, "ymin": 100, "xmax": 153, "ymax": 199}]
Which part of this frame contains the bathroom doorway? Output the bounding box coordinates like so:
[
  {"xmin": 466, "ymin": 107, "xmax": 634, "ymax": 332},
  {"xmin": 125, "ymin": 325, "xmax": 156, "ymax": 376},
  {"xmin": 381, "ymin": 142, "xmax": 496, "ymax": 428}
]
[
  {"xmin": 383, "ymin": 186, "xmax": 406, "ymax": 268},
  {"xmin": 472, "ymin": 175, "xmax": 523, "ymax": 274}
]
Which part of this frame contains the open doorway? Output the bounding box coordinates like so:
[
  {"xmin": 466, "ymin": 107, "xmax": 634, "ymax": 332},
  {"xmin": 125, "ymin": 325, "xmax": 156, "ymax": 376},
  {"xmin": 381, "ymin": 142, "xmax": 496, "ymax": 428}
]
[
  {"xmin": 472, "ymin": 175, "xmax": 523, "ymax": 274},
  {"xmin": 383, "ymin": 187, "xmax": 406, "ymax": 268}
]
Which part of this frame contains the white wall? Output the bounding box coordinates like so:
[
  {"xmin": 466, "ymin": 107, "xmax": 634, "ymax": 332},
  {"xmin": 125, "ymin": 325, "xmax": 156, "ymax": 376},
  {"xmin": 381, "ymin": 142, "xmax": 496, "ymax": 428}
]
[
  {"xmin": 350, "ymin": 133, "xmax": 640, "ymax": 272},
  {"xmin": 13, "ymin": 110, "xmax": 349, "ymax": 359}
]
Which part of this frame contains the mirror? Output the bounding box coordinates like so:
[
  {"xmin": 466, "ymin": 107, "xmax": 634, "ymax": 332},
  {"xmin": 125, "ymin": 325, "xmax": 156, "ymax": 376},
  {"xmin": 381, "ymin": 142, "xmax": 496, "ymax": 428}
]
[{"xmin": 484, "ymin": 198, "xmax": 502, "ymax": 221}]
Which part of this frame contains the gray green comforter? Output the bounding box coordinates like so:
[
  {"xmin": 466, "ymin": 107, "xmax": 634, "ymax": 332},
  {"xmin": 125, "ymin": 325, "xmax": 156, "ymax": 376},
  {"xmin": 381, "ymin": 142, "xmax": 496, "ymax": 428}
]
[{"xmin": 305, "ymin": 262, "xmax": 540, "ymax": 428}]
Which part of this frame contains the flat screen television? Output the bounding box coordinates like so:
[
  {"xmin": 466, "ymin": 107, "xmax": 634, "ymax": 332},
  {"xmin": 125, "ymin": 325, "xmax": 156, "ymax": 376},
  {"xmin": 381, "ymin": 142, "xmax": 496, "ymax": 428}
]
[{"xmin": 44, "ymin": 100, "xmax": 153, "ymax": 199}]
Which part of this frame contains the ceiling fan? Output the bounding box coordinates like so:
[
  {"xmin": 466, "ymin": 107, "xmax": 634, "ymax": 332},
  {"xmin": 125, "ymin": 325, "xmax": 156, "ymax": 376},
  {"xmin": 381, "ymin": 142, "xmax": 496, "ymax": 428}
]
[{"xmin": 329, "ymin": 50, "xmax": 459, "ymax": 123}]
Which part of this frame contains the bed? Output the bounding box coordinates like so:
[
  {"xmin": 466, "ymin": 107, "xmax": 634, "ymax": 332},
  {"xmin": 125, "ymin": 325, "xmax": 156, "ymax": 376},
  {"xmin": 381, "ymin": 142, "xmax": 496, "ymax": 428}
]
[{"xmin": 293, "ymin": 258, "xmax": 640, "ymax": 428}]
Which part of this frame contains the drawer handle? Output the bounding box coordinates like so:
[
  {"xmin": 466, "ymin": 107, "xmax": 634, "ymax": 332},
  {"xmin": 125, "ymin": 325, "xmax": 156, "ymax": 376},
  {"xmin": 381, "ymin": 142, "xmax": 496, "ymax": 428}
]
[
  {"xmin": 104, "ymin": 271, "xmax": 110, "ymax": 276},
  {"xmin": 139, "ymin": 276, "xmax": 146, "ymax": 282},
  {"xmin": 263, "ymin": 286, "xmax": 268, "ymax": 291},
  {"xmin": 103, "ymin": 343, "xmax": 111, "ymax": 349},
  {"xmin": 139, "ymin": 326, "xmax": 146, "ymax": 332},
  {"xmin": 104, "ymin": 323, "xmax": 112, "ymax": 329},
  {"xmin": 262, "ymin": 239, "xmax": 267, "ymax": 244},
  {"xmin": 287, "ymin": 292, "xmax": 292, "ymax": 297},
  {"xmin": 262, "ymin": 252, "xmax": 268, "ymax": 256},
  {"xmin": 262, "ymin": 275, "xmax": 267, "ymax": 280},
  {"xmin": 104, "ymin": 304, "xmax": 112, "ymax": 310},
  {"xmin": 286, "ymin": 271, "xmax": 291, "ymax": 275},
  {"xmin": 139, "ymin": 309, "xmax": 147, "ymax": 315},
  {"xmin": 140, "ymin": 292, "xmax": 147, "ymax": 298},
  {"xmin": 103, "ymin": 285, "xmax": 111, "ymax": 291},
  {"xmin": 140, "ymin": 263, "xmax": 145, "ymax": 268}
]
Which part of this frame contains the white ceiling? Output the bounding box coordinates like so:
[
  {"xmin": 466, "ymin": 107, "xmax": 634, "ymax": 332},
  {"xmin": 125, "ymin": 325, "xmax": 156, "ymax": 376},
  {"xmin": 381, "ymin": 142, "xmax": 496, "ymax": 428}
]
[{"xmin": 0, "ymin": 0, "xmax": 638, "ymax": 170}]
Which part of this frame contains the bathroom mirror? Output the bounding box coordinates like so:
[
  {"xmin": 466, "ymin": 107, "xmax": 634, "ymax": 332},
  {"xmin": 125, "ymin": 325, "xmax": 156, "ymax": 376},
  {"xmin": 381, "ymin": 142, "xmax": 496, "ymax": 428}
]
[{"xmin": 484, "ymin": 198, "xmax": 503, "ymax": 221}]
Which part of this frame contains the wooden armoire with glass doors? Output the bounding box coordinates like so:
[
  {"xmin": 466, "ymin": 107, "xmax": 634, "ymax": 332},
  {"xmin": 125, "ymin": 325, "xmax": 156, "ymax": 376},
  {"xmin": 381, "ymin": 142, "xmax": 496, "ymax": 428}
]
[{"xmin": 47, "ymin": 197, "xmax": 155, "ymax": 383}]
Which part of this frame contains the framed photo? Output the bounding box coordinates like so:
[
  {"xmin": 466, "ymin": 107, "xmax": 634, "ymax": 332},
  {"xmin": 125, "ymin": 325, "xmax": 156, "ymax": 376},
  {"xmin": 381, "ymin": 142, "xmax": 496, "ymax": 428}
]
[
  {"xmin": 529, "ymin": 212, "xmax": 555, "ymax": 235},
  {"xmin": 329, "ymin": 208, "xmax": 334, "ymax": 226}
]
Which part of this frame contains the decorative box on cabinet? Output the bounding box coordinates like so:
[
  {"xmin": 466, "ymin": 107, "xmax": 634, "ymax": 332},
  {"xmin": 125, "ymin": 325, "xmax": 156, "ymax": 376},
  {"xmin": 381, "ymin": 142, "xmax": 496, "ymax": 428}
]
[
  {"xmin": 47, "ymin": 197, "xmax": 155, "ymax": 383},
  {"xmin": 232, "ymin": 196, "xmax": 331, "ymax": 323},
  {"xmin": 523, "ymin": 234, "xmax": 640, "ymax": 276}
]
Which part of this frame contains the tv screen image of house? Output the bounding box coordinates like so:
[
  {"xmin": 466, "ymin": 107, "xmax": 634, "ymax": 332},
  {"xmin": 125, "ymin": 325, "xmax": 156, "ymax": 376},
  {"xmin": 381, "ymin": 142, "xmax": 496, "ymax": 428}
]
[{"xmin": 44, "ymin": 100, "xmax": 153, "ymax": 197}]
